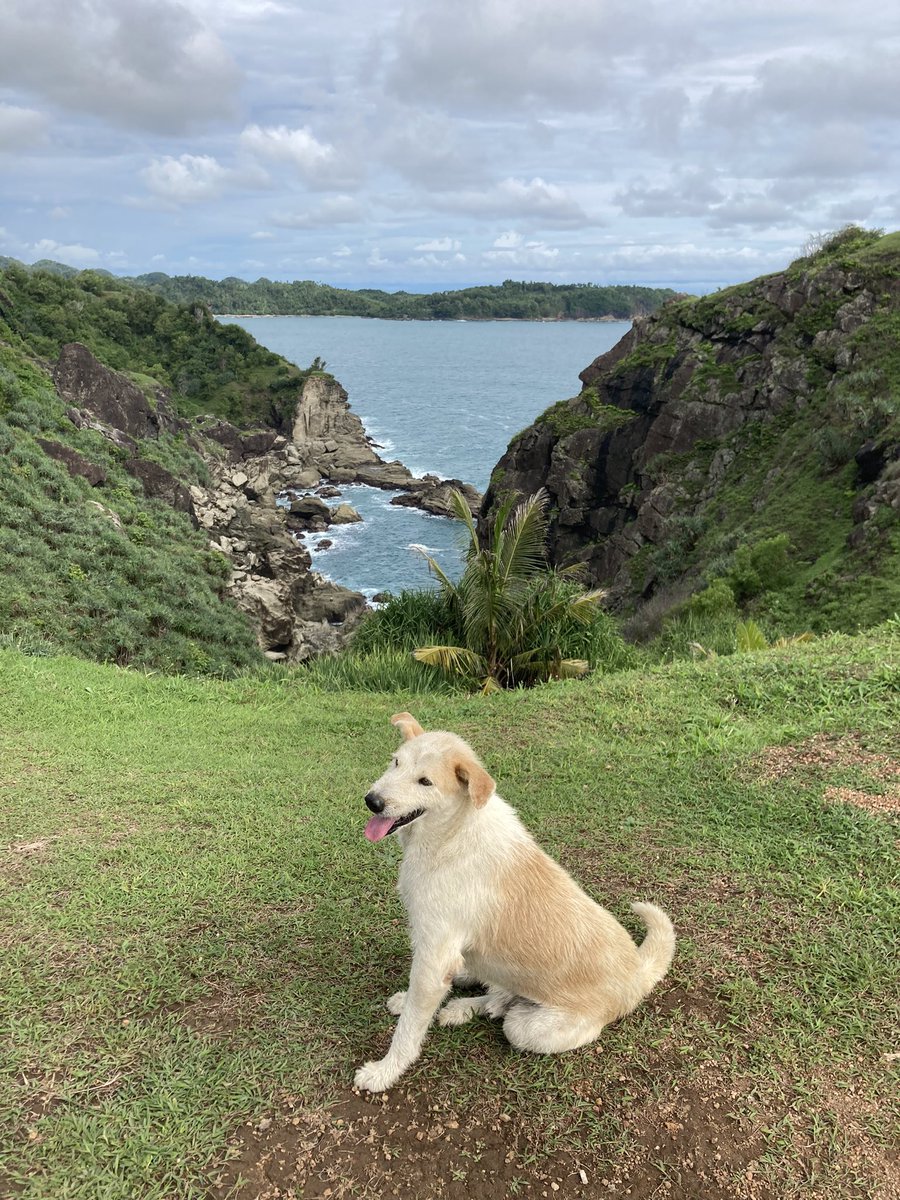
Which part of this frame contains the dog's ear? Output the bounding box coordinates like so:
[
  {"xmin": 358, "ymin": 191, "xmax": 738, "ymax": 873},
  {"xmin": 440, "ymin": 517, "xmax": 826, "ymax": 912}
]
[
  {"xmin": 454, "ymin": 754, "xmax": 495, "ymax": 809},
  {"xmin": 391, "ymin": 712, "xmax": 425, "ymax": 741}
]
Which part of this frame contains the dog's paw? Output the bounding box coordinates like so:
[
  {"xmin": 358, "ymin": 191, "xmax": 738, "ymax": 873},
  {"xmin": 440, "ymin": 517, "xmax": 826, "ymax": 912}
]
[
  {"xmin": 437, "ymin": 997, "xmax": 478, "ymax": 1027},
  {"xmin": 386, "ymin": 991, "xmax": 407, "ymax": 1016},
  {"xmin": 483, "ymin": 987, "xmax": 515, "ymax": 1019},
  {"xmin": 354, "ymin": 1059, "xmax": 400, "ymax": 1093}
]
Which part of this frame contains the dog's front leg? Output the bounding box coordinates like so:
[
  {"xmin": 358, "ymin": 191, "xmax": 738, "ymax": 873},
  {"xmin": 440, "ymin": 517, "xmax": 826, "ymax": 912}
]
[{"xmin": 355, "ymin": 950, "xmax": 457, "ymax": 1092}]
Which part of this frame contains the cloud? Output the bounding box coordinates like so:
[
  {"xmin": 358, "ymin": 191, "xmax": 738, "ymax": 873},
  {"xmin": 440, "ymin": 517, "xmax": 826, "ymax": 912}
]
[
  {"xmin": 240, "ymin": 123, "xmax": 361, "ymax": 189},
  {"xmin": 30, "ymin": 237, "xmax": 100, "ymax": 264},
  {"xmin": 483, "ymin": 238, "xmax": 560, "ymax": 268},
  {"xmin": 408, "ymin": 251, "xmax": 467, "ymax": 268},
  {"xmin": 250, "ymin": 230, "xmax": 275, "ymax": 240},
  {"xmin": 437, "ymin": 177, "xmax": 589, "ymax": 227},
  {"xmin": 270, "ymin": 196, "xmax": 365, "ymax": 229},
  {"xmin": 616, "ymin": 171, "xmax": 725, "ymax": 219},
  {"xmin": 367, "ymin": 247, "xmax": 389, "ymax": 267},
  {"xmin": 492, "ymin": 231, "xmax": 522, "ymax": 249},
  {"xmin": 415, "ymin": 237, "xmax": 461, "ymax": 252},
  {"xmin": 334, "ymin": 245, "xmax": 353, "ymax": 257},
  {"xmin": 140, "ymin": 154, "xmax": 268, "ymax": 206},
  {"xmin": 0, "ymin": 0, "xmax": 239, "ymax": 133},
  {"xmin": 49, "ymin": 205, "xmax": 70, "ymax": 220},
  {"xmin": 0, "ymin": 102, "xmax": 48, "ymax": 150},
  {"xmin": 382, "ymin": 0, "xmax": 678, "ymax": 116}
]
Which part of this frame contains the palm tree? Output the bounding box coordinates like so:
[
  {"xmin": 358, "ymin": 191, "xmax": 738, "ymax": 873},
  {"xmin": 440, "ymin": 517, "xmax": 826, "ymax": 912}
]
[{"xmin": 413, "ymin": 489, "xmax": 607, "ymax": 691}]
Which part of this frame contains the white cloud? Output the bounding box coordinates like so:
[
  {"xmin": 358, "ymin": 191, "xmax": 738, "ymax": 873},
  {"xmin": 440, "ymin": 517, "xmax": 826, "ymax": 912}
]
[
  {"xmin": 250, "ymin": 230, "xmax": 275, "ymax": 240},
  {"xmin": 334, "ymin": 245, "xmax": 353, "ymax": 256},
  {"xmin": 271, "ymin": 196, "xmax": 365, "ymax": 229},
  {"xmin": 49, "ymin": 206, "xmax": 70, "ymax": 220},
  {"xmin": 415, "ymin": 236, "xmax": 462, "ymax": 252},
  {"xmin": 437, "ymin": 177, "xmax": 589, "ymax": 227},
  {"xmin": 483, "ymin": 239, "xmax": 560, "ymax": 268},
  {"xmin": 240, "ymin": 123, "xmax": 360, "ymax": 189},
  {"xmin": 30, "ymin": 238, "xmax": 100, "ymax": 265},
  {"xmin": 141, "ymin": 155, "xmax": 231, "ymax": 205},
  {"xmin": 139, "ymin": 154, "xmax": 268, "ymax": 206},
  {"xmin": 492, "ymin": 231, "xmax": 523, "ymax": 249},
  {"xmin": 367, "ymin": 247, "xmax": 389, "ymax": 267},
  {"xmin": 0, "ymin": 102, "xmax": 48, "ymax": 150}
]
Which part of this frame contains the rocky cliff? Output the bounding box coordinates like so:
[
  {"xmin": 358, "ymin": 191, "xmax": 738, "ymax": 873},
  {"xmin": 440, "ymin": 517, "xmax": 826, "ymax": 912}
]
[
  {"xmin": 480, "ymin": 227, "xmax": 900, "ymax": 632},
  {"xmin": 51, "ymin": 347, "xmax": 479, "ymax": 662}
]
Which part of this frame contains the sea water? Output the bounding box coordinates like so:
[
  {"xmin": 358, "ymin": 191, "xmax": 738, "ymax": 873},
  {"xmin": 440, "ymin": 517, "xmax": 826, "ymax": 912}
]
[{"xmin": 223, "ymin": 316, "xmax": 629, "ymax": 597}]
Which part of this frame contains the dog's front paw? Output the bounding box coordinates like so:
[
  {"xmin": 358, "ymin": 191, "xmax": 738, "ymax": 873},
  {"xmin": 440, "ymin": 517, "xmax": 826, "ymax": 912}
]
[
  {"xmin": 437, "ymin": 997, "xmax": 477, "ymax": 1027},
  {"xmin": 354, "ymin": 1058, "xmax": 401, "ymax": 1093},
  {"xmin": 386, "ymin": 990, "xmax": 406, "ymax": 1016}
]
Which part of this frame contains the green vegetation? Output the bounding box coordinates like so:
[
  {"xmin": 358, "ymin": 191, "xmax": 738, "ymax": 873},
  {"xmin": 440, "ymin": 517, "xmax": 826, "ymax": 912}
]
[
  {"xmin": 1, "ymin": 625, "xmax": 897, "ymax": 1197},
  {"xmin": 615, "ymin": 228, "xmax": 900, "ymax": 636},
  {"xmin": 0, "ymin": 261, "xmax": 307, "ymax": 427},
  {"xmin": 536, "ymin": 387, "xmax": 638, "ymax": 439},
  {"xmin": 122, "ymin": 269, "xmax": 678, "ymax": 320},
  {"xmin": 0, "ymin": 342, "xmax": 263, "ymax": 675},
  {"xmin": 411, "ymin": 490, "xmax": 630, "ymax": 690}
]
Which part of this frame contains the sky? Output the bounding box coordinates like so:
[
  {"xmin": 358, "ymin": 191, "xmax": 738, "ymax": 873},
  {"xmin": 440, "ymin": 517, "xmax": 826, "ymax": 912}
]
[{"xmin": 1, "ymin": 0, "xmax": 898, "ymax": 293}]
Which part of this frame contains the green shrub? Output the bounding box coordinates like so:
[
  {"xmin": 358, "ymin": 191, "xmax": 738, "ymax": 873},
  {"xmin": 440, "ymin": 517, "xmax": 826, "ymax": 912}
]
[
  {"xmin": 728, "ymin": 534, "xmax": 792, "ymax": 601},
  {"xmin": 689, "ymin": 578, "xmax": 737, "ymax": 616}
]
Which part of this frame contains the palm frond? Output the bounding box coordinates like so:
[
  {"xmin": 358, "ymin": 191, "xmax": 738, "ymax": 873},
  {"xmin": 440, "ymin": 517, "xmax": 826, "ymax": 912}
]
[
  {"xmin": 556, "ymin": 657, "xmax": 590, "ymax": 678},
  {"xmin": 413, "ymin": 644, "xmax": 488, "ymax": 678},
  {"xmin": 498, "ymin": 490, "xmax": 549, "ymax": 587}
]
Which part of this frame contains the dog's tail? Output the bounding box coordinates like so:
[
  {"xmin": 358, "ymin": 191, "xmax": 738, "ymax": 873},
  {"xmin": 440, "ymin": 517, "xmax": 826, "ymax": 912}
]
[{"xmin": 631, "ymin": 901, "xmax": 676, "ymax": 992}]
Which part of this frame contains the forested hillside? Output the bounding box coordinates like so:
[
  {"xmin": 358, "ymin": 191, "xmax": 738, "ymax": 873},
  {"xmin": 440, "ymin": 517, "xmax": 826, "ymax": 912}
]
[{"xmin": 127, "ymin": 272, "xmax": 678, "ymax": 320}]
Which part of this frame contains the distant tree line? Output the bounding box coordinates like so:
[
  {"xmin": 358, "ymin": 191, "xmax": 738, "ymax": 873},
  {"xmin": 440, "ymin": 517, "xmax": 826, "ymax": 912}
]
[{"xmin": 127, "ymin": 272, "xmax": 679, "ymax": 320}]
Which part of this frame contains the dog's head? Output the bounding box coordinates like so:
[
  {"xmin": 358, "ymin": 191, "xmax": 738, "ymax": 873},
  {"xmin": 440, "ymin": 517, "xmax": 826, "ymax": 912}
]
[{"xmin": 363, "ymin": 712, "xmax": 495, "ymax": 843}]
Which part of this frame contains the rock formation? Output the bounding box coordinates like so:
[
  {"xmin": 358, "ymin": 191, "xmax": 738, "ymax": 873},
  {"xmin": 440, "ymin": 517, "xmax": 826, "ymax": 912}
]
[
  {"xmin": 55, "ymin": 346, "xmax": 479, "ymax": 661},
  {"xmin": 479, "ymin": 229, "xmax": 900, "ymax": 623}
]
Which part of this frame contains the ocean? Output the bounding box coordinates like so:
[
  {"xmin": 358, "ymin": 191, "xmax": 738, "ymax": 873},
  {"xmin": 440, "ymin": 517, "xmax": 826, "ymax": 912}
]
[{"xmin": 222, "ymin": 316, "xmax": 630, "ymax": 597}]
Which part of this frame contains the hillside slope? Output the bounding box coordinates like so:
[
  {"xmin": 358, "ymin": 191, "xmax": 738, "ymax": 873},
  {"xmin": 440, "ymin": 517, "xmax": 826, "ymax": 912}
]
[
  {"xmin": 1, "ymin": 629, "xmax": 897, "ymax": 1197},
  {"xmin": 480, "ymin": 228, "xmax": 900, "ymax": 635}
]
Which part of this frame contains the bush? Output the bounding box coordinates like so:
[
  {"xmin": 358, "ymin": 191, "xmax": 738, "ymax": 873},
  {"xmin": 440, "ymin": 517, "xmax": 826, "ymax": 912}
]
[{"xmin": 728, "ymin": 534, "xmax": 792, "ymax": 601}]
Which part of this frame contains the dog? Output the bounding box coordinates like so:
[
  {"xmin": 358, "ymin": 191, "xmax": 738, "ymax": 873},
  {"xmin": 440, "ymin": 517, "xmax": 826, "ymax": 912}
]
[{"xmin": 354, "ymin": 712, "xmax": 675, "ymax": 1093}]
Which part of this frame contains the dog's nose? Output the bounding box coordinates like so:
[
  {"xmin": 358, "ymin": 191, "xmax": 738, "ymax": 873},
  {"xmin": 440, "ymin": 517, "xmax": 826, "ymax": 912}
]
[{"xmin": 365, "ymin": 791, "xmax": 385, "ymax": 813}]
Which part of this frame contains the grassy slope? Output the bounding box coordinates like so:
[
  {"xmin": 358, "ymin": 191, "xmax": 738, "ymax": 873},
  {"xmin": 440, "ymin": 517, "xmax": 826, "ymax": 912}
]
[
  {"xmin": 0, "ymin": 263, "xmax": 302, "ymax": 427},
  {"xmin": 1, "ymin": 630, "xmax": 897, "ymax": 1198},
  {"xmin": 0, "ymin": 342, "xmax": 264, "ymax": 675}
]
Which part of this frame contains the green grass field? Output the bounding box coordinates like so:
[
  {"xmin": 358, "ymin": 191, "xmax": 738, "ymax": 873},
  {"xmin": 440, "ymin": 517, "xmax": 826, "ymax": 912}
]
[{"xmin": 1, "ymin": 630, "xmax": 898, "ymax": 1199}]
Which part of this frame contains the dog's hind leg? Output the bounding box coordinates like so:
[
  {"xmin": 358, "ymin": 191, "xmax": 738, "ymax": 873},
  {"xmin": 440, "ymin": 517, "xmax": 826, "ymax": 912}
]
[
  {"xmin": 503, "ymin": 1001, "xmax": 605, "ymax": 1054},
  {"xmin": 437, "ymin": 985, "xmax": 515, "ymax": 1027}
]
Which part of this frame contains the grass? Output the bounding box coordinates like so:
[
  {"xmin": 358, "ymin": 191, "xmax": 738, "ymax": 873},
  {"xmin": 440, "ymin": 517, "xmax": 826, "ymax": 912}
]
[{"xmin": 1, "ymin": 626, "xmax": 898, "ymax": 1197}]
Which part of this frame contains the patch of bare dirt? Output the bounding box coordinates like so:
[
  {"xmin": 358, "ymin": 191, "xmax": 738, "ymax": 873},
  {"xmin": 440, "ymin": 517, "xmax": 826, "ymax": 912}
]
[
  {"xmin": 753, "ymin": 732, "xmax": 900, "ymax": 818},
  {"xmin": 208, "ymin": 1069, "xmax": 782, "ymax": 1200},
  {"xmin": 755, "ymin": 732, "xmax": 899, "ymax": 788},
  {"xmin": 822, "ymin": 786, "xmax": 900, "ymax": 817}
]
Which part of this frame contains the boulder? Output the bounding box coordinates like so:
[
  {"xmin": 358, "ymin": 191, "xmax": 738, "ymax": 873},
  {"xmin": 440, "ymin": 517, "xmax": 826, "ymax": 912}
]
[
  {"xmin": 54, "ymin": 343, "xmax": 181, "ymax": 440},
  {"xmin": 330, "ymin": 502, "xmax": 363, "ymax": 524},
  {"xmin": 125, "ymin": 458, "xmax": 194, "ymax": 515},
  {"xmin": 35, "ymin": 438, "xmax": 106, "ymax": 487}
]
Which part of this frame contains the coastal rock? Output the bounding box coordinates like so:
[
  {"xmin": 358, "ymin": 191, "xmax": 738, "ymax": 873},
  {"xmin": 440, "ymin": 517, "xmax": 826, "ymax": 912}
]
[
  {"xmin": 390, "ymin": 476, "xmax": 481, "ymax": 517},
  {"xmin": 479, "ymin": 234, "xmax": 900, "ymax": 617},
  {"xmin": 330, "ymin": 502, "xmax": 363, "ymax": 524}
]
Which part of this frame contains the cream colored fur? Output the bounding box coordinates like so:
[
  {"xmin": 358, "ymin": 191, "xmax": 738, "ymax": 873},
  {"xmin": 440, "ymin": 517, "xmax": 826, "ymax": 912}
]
[{"xmin": 354, "ymin": 712, "xmax": 675, "ymax": 1093}]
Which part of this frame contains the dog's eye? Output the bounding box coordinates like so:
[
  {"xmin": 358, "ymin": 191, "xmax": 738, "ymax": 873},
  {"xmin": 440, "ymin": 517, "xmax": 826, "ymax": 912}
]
[{"xmin": 418, "ymin": 776, "xmax": 433, "ymax": 787}]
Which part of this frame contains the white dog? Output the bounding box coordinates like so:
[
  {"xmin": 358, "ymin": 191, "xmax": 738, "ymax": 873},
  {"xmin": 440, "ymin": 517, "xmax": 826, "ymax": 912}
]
[{"xmin": 354, "ymin": 712, "xmax": 675, "ymax": 1093}]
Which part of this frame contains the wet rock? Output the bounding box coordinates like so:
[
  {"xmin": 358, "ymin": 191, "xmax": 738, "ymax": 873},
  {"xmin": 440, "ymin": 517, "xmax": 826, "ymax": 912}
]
[{"xmin": 330, "ymin": 502, "xmax": 363, "ymax": 524}]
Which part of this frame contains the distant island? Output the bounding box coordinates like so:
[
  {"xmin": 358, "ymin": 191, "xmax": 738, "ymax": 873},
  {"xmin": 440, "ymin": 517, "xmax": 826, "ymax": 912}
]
[
  {"xmin": 0, "ymin": 257, "xmax": 679, "ymax": 321},
  {"xmin": 130, "ymin": 273, "xmax": 680, "ymax": 321}
]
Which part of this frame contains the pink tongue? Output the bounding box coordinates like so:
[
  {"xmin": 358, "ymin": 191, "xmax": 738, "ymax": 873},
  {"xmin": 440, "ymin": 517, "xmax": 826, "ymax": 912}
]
[{"xmin": 365, "ymin": 814, "xmax": 395, "ymax": 843}]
